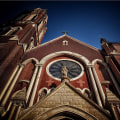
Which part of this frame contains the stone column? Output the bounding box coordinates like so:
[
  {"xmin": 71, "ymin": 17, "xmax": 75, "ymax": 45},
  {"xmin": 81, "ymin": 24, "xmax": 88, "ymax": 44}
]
[
  {"xmin": 8, "ymin": 103, "xmax": 16, "ymax": 120},
  {"xmin": 1, "ymin": 102, "xmax": 12, "ymax": 117},
  {"xmin": 26, "ymin": 64, "xmax": 39, "ymax": 102},
  {"xmin": 29, "ymin": 64, "xmax": 43, "ymax": 107},
  {"xmin": 87, "ymin": 65, "xmax": 102, "ymax": 107},
  {"xmin": 0, "ymin": 65, "xmax": 19, "ymax": 101},
  {"xmin": 14, "ymin": 105, "xmax": 22, "ymax": 120},
  {"xmin": 107, "ymin": 67, "xmax": 120, "ymax": 96},
  {"xmin": 92, "ymin": 67, "xmax": 105, "ymax": 105},
  {"xmin": 1, "ymin": 64, "xmax": 24, "ymax": 107},
  {"xmin": 116, "ymin": 104, "xmax": 120, "ymax": 114},
  {"xmin": 111, "ymin": 104, "xmax": 118, "ymax": 120}
]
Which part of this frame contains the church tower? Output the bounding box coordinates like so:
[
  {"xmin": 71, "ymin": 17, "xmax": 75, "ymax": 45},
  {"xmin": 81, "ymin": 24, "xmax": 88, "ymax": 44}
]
[
  {"xmin": 0, "ymin": 8, "xmax": 48, "ymax": 120},
  {"xmin": 0, "ymin": 8, "xmax": 120, "ymax": 120}
]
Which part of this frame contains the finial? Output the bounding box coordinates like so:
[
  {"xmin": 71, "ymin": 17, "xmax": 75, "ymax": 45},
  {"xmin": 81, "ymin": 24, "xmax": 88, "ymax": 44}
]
[{"xmin": 62, "ymin": 31, "xmax": 68, "ymax": 35}]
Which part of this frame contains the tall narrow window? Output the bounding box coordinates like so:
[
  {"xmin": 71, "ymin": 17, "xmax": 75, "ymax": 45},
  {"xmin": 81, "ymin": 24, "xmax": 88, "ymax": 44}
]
[{"xmin": 63, "ymin": 40, "xmax": 68, "ymax": 46}]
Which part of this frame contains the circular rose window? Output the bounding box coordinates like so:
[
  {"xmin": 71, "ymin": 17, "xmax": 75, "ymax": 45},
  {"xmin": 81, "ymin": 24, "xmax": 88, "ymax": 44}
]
[{"xmin": 46, "ymin": 59, "xmax": 84, "ymax": 81}]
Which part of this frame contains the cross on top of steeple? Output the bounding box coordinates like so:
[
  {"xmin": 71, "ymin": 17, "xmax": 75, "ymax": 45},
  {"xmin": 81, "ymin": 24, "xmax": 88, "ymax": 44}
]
[{"xmin": 62, "ymin": 31, "xmax": 68, "ymax": 35}]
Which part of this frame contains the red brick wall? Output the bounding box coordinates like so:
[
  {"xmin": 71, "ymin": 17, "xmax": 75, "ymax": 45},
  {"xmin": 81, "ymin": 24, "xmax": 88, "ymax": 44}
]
[
  {"xmin": 95, "ymin": 62, "xmax": 113, "ymax": 92},
  {"xmin": 113, "ymin": 44, "xmax": 120, "ymax": 52},
  {"xmin": 34, "ymin": 56, "xmax": 90, "ymax": 103},
  {"xmin": 0, "ymin": 41, "xmax": 17, "ymax": 65},
  {"xmin": 18, "ymin": 62, "xmax": 34, "ymax": 81},
  {"xmin": 6, "ymin": 62, "xmax": 35, "ymax": 108},
  {"xmin": 0, "ymin": 43, "xmax": 24, "ymax": 92},
  {"xmin": 23, "ymin": 35, "xmax": 103, "ymax": 62}
]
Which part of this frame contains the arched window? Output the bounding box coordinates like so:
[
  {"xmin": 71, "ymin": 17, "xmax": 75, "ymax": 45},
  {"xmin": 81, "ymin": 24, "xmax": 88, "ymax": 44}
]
[
  {"xmin": 83, "ymin": 88, "xmax": 92, "ymax": 99},
  {"xmin": 37, "ymin": 88, "xmax": 48, "ymax": 102},
  {"xmin": 63, "ymin": 40, "xmax": 68, "ymax": 46}
]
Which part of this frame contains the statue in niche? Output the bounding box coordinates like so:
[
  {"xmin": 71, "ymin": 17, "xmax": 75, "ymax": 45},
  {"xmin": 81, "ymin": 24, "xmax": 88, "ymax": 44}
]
[{"xmin": 61, "ymin": 66, "xmax": 68, "ymax": 78}]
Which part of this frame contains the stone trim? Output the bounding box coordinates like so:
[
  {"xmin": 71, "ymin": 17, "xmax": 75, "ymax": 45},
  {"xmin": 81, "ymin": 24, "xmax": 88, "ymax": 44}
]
[
  {"xmin": 18, "ymin": 80, "xmax": 30, "ymax": 84},
  {"xmin": 11, "ymin": 87, "xmax": 26, "ymax": 103},
  {"xmin": 37, "ymin": 35, "xmax": 99, "ymax": 51},
  {"xmin": 8, "ymin": 103, "xmax": 16, "ymax": 120},
  {"xmin": 87, "ymin": 67, "xmax": 103, "ymax": 107},
  {"xmin": 19, "ymin": 81, "xmax": 110, "ymax": 119},
  {"xmin": 91, "ymin": 59, "xmax": 106, "ymax": 105},
  {"xmin": 29, "ymin": 65, "xmax": 43, "ymax": 107},
  {"xmin": 0, "ymin": 64, "xmax": 24, "ymax": 107},
  {"xmin": 37, "ymin": 87, "xmax": 49, "ymax": 102},
  {"xmin": 34, "ymin": 105, "xmax": 98, "ymax": 120},
  {"xmin": 110, "ymin": 50, "xmax": 120, "ymax": 55},
  {"xmin": 29, "ymin": 34, "xmax": 99, "ymax": 52},
  {"xmin": 92, "ymin": 59, "xmax": 120, "ymax": 96},
  {"xmin": 0, "ymin": 65, "xmax": 19, "ymax": 101},
  {"xmin": 39, "ymin": 51, "xmax": 90, "ymax": 65},
  {"xmin": 0, "ymin": 102, "xmax": 12, "ymax": 117},
  {"xmin": 26, "ymin": 65, "xmax": 38, "ymax": 102},
  {"xmin": 22, "ymin": 58, "xmax": 39, "ymax": 65}
]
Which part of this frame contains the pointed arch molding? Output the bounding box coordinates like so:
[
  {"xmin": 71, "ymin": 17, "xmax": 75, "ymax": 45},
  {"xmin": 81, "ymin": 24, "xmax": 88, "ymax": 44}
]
[
  {"xmin": 22, "ymin": 57, "xmax": 39, "ymax": 65},
  {"xmin": 92, "ymin": 59, "xmax": 107, "ymax": 67},
  {"xmin": 39, "ymin": 51, "xmax": 90, "ymax": 65},
  {"xmin": 34, "ymin": 105, "xmax": 98, "ymax": 120},
  {"xmin": 92, "ymin": 59, "xmax": 120, "ymax": 96},
  {"xmin": 22, "ymin": 51, "xmax": 90, "ymax": 65}
]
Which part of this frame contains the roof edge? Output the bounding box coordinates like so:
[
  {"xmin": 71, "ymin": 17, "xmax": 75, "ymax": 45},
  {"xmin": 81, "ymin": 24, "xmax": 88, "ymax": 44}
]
[{"xmin": 26, "ymin": 34, "xmax": 100, "ymax": 53}]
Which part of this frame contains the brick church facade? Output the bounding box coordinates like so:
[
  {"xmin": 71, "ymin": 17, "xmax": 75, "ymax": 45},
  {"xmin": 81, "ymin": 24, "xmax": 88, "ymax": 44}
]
[{"xmin": 0, "ymin": 8, "xmax": 120, "ymax": 120}]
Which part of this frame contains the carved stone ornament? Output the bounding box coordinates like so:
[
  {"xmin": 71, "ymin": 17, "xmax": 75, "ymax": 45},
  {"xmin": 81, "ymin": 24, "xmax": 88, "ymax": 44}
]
[{"xmin": 10, "ymin": 87, "xmax": 26, "ymax": 107}]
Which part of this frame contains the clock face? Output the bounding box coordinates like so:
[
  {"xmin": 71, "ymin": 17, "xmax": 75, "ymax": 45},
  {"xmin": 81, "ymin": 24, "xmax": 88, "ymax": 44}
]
[{"xmin": 46, "ymin": 59, "xmax": 84, "ymax": 81}]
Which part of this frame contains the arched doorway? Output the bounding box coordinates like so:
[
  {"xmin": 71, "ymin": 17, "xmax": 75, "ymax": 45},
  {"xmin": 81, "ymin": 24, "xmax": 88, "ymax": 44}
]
[
  {"xmin": 47, "ymin": 111, "xmax": 87, "ymax": 120},
  {"xmin": 35, "ymin": 105, "xmax": 97, "ymax": 120}
]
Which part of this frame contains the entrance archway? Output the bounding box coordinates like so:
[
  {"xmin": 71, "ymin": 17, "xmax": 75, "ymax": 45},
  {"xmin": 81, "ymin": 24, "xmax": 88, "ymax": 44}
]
[
  {"xmin": 35, "ymin": 105, "xmax": 97, "ymax": 120},
  {"xmin": 47, "ymin": 111, "xmax": 87, "ymax": 120}
]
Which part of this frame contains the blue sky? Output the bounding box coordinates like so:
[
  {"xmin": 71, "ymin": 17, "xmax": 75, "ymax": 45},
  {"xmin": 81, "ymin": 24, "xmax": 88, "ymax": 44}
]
[{"xmin": 0, "ymin": 1, "xmax": 120, "ymax": 49}]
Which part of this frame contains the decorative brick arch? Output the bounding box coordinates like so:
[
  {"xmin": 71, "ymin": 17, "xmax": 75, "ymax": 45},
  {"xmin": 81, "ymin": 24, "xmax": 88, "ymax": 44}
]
[
  {"xmin": 39, "ymin": 51, "xmax": 90, "ymax": 65},
  {"xmin": 35, "ymin": 105, "xmax": 97, "ymax": 120}
]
